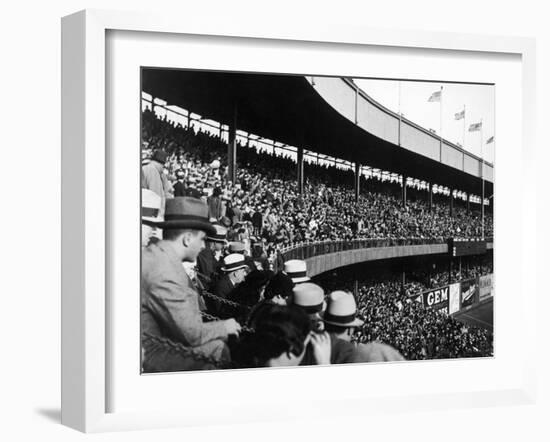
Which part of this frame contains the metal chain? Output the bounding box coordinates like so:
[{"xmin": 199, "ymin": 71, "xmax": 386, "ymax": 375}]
[
  {"xmin": 201, "ymin": 290, "xmax": 252, "ymax": 311},
  {"xmin": 201, "ymin": 311, "xmax": 256, "ymax": 334},
  {"xmin": 141, "ymin": 332, "xmax": 229, "ymax": 368}
]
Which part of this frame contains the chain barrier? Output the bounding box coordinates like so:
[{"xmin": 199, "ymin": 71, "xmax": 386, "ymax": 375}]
[
  {"xmin": 200, "ymin": 311, "xmax": 256, "ymax": 334},
  {"xmin": 141, "ymin": 332, "xmax": 230, "ymax": 369},
  {"xmin": 201, "ymin": 290, "xmax": 252, "ymax": 311}
]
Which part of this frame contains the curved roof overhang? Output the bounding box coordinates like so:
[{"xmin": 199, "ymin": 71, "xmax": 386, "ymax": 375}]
[{"xmin": 142, "ymin": 68, "xmax": 492, "ymax": 197}]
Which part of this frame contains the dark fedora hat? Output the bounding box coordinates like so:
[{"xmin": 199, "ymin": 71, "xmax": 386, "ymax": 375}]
[
  {"xmin": 151, "ymin": 149, "xmax": 169, "ymax": 164},
  {"xmin": 157, "ymin": 197, "xmax": 215, "ymax": 235}
]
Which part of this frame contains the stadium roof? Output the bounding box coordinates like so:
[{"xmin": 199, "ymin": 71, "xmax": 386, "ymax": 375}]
[{"xmin": 142, "ymin": 68, "xmax": 493, "ymax": 197}]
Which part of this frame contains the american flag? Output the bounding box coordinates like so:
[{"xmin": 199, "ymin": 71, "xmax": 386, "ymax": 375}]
[
  {"xmin": 428, "ymin": 90, "xmax": 441, "ymax": 102},
  {"xmin": 454, "ymin": 109, "xmax": 465, "ymax": 120},
  {"xmin": 468, "ymin": 122, "xmax": 482, "ymax": 132}
]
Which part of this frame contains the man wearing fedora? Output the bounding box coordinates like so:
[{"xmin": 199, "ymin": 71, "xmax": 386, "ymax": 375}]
[
  {"xmin": 228, "ymin": 241, "xmax": 256, "ymax": 272},
  {"xmin": 141, "ymin": 188, "xmax": 163, "ymax": 248},
  {"xmin": 283, "ymin": 259, "xmax": 310, "ymax": 286},
  {"xmin": 196, "ymin": 223, "xmax": 227, "ymax": 289},
  {"xmin": 142, "ymin": 149, "xmax": 172, "ymax": 217},
  {"xmin": 141, "ymin": 197, "xmax": 241, "ymax": 372},
  {"xmin": 322, "ymin": 291, "xmax": 365, "ymax": 342},
  {"xmin": 290, "ymin": 282, "xmax": 325, "ymax": 331},
  {"xmin": 322, "ymin": 291, "xmax": 404, "ymax": 363},
  {"xmin": 210, "ymin": 253, "xmax": 249, "ymax": 317},
  {"xmin": 291, "ymin": 286, "xmax": 368, "ymax": 366},
  {"xmin": 173, "ymin": 169, "xmax": 187, "ymax": 197}
]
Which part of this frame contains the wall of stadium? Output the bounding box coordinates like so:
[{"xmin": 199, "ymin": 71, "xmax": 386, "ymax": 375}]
[
  {"xmin": 463, "ymin": 153, "xmax": 479, "ymax": 176},
  {"xmin": 400, "ymin": 121, "xmax": 440, "ymax": 161},
  {"xmin": 442, "ymin": 142, "xmax": 463, "ymax": 170},
  {"xmin": 356, "ymin": 98, "xmax": 399, "ymax": 145},
  {"xmin": 305, "ymin": 244, "xmax": 448, "ymax": 277},
  {"xmin": 311, "ymin": 77, "xmax": 494, "ymax": 183},
  {"xmin": 312, "ymin": 76, "xmax": 356, "ymax": 123}
]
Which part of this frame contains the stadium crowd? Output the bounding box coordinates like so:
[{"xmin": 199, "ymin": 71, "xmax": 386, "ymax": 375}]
[
  {"xmin": 142, "ymin": 110, "xmax": 493, "ymax": 251},
  {"xmin": 140, "ymin": 109, "xmax": 494, "ymax": 373},
  {"xmin": 352, "ymin": 279, "xmax": 493, "ymax": 360}
]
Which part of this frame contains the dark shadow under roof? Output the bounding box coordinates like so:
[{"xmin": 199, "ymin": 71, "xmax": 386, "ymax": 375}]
[{"xmin": 142, "ymin": 68, "xmax": 492, "ymax": 197}]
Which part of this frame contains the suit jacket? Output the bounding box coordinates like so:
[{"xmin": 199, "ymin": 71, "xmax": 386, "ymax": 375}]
[
  {"xmin": 299, "ymin": 334, "xmax": 357, "ymax": 366},
  {"xmin": 196, "ymin": 248, "xmax": 222, "ymax": 289},
  {"xmin": 141, "ymin": 241, "xmax": 228, "ymax": 350},
  {"xmin": 142, "ymin": 161, "xmax": 171, "ymax": 217},
  {"xmin": 173, "ymin": 180, "xmax": 186, "ymax": 197},
  {"xmin": 350, "ymin": 342, "xmax": 405, "ymax": 363},
  {"xmin": 209, "ymin": 274, "xmax": 236, "ymax": 317}
]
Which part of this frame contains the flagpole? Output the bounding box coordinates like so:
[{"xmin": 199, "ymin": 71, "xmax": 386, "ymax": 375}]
[
  {"xmin": 462, "ymin": 105, "xmax": 466, "ymax": 147},
  {"xmin": 479, "ymin": 118, "xmax": 485, "ymax": 239},
  {"xmin": 439, "ymin": 86, "xmax": 443, "ymax": 161},
  {"xmin": 398, "ymin": 81, "xmax": 402, "ymax": 146}
]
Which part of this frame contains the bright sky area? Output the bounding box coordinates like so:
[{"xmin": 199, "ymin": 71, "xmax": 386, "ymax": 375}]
[{"xmin": 354, "ymin": 79, "xmax": 495, "ymax": 164}]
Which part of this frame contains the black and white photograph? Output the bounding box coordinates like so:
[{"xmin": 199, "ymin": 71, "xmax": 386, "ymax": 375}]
[{"xmin": 139, "ymin": 68, "xmax": 494, "ymax": 373}]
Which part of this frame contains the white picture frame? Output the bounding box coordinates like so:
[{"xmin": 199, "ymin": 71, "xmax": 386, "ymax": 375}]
[{"xmin": 61, "ymin": 9, "xmax": 537, "ymax": 433}]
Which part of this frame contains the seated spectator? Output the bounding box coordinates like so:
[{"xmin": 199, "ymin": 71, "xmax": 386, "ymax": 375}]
[
  {"xmin": 233, "ymin": 303, "xmax": 331, "ymax": 368},
  {"xmin": 196, "ymin": 223, "xmax": 227, "ymax": 288},
  {"xmin": 141, "ymin": 197, "xmax": 241, "ymax": 372},
  {"xmin": 290, "ymin": 282, "xmax": 326, "ymax": 332},
  {"xmin": 210, "ymin": 253, "xmax": 249, "ymax": 316},
  {"xmin": 228, "ymin": 241, "xmax": 256, "ymax": 271},
  {"xmin": 283, "ymin": 259, "xmax": 310, "ymax": 285},
  {"xmin": 222, "ymin": 270, "xmax": 274, "ymax": 322},
  {"xmin": 264, "ymin": 271, "xmax": 295, "ymax": 305},
  {"xmin": 141, "ymin": 188, "xmax": 163, "ymax": 248},
  {"xmin": 320, "ymin": 290, "xmax": 404, "ymax": 363},
  {"xmin": 322, "ymin": 290, "xmax": 364, "ymax": 341}
]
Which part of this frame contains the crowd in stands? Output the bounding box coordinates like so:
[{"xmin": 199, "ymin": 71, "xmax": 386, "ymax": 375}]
[
  {"xmin": 352, "ymin": 279, "xmax": 493, "ymax": 360},
  {"xmin": 140, "ymin": 109, "xmax": 494, "ymax": 373},
  {"xmin": 142, "ymin": 110, "xmax": 493, "ymax": 256},
  {"xmin": 312, "ymin": 258, "xmax": 494, "ymax": 360}
]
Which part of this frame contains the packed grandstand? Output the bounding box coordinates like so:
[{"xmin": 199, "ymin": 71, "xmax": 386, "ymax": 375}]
[{"xmin": 140, "ymin": 103, "xmax": 494, "ymax": 372}]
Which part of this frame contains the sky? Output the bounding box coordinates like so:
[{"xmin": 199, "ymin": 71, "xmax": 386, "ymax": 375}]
[{"xmin": 354, "ymin": 79, "xmax": 495, "ymax": 164}]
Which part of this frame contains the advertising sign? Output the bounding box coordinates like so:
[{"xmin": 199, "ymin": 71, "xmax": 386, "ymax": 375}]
[
  {"xmin": 478, "ymin": 274, "xmax": 494, "ymax": 301},
  {"xmin": 448, "ymin": 282, "xmax": 461, "ymax": 314},
  {"xmin": 422, "ymin": 286, "xmax": 449, "ymax": 313},
  {"xmin": 460, "ymin": 278, "xmax": 478, "ymax": 308}
]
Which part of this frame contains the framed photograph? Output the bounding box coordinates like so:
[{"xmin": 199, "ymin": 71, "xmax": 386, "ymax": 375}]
[{"xmin": 62, "ymin": 9, "xmax": 537, "ymax": 433}]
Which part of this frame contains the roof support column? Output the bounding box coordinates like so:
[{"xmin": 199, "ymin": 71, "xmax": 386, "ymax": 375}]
[
  {"xmin": 227, "ymin": 103, "xmax": 238, "ymax": 185},
  {"xmin": 354, "ymin": 162, "xmax": 361, "ymax": 202},
  {"xmin": 450, "ymin": 189, "xmax": 454, "ymax": 217},
  {"xmin": 297, "ymin": 146, "xmax": 304, "ymax": 195},
  {"xmin": 402, "ymin": 175, "xmax": 407, "ymax": 207},
  {"xmin": 467, "ymin": 193, "xmax": 471, "ymax": 213}
]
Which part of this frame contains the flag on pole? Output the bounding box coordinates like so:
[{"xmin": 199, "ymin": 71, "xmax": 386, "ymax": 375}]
[
  {"xmin": 486, "ymin": 136, "xmax": 494, "ymax": 144},
  {"xmin": 469, "ymin": 122, "xmax": 482, "ymax": 132},
  {"xmin": 428, "ymin": 90, "xmax": 441, "ymax": 102},
  {"xmin": 454, "ymin": 109, "xmax": 465, "ymax": 120}
]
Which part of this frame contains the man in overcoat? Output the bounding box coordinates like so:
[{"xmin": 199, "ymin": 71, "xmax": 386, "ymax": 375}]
[{"xmin": 141, "ymin": 197, "xmax": 241, "ymax": 372}]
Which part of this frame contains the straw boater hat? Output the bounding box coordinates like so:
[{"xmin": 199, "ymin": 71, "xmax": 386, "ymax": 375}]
[
  {"xmin": 207, "ymin": 224, "xmax": 228, "ymax": 243},
  {"xmin": 291, "ymin": 283, "xmax": 325, "ymax": 314},
  {"xmin": 156, "ymin": 197, "xmax": 215, "ymax": 236},
  {"xmin": 221, "ymin": 253, "xmax": 248, "ymax": 273},
  {"xmin": 322, "ymin": 291, "xmax": 364, "ymax": 328},
  {"xmin": 284, "ymin": 259, "xmax": 310, "ymax": 284},
  {"xmin": 228, "ymin": 241, "xmax": 246, "ymax": 254},
  {"xmin": 141, "ymin": 189, "xmax": 163, "ymax": 225}
]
